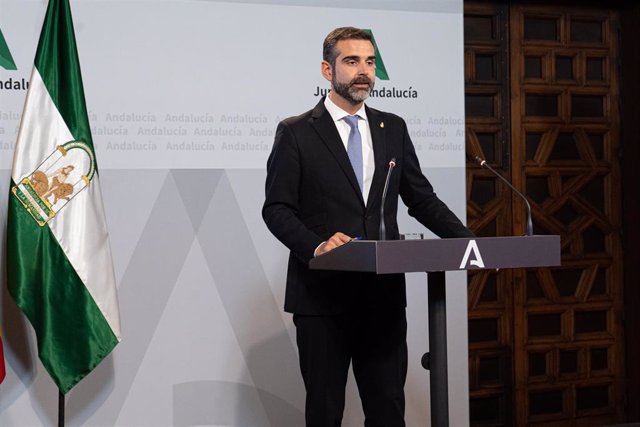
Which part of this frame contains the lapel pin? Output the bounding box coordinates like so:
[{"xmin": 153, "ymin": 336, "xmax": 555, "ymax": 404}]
[{"xmin": 380, "ymin": 121, "xmax": 384, "ymax": 128}]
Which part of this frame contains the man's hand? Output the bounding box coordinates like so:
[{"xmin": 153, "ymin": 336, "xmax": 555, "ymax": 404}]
[{"xmin": 315, "ymin": 232, "xmax": 353, "ymax": 256}]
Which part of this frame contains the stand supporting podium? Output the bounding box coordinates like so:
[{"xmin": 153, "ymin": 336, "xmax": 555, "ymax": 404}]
[
  {"xmin": 309, "ymin": 235, "xmax": 560, "ymax": 427},
  {"xmin": 427, "ymin": 271, "xmax": 449, "ymax": 426}
]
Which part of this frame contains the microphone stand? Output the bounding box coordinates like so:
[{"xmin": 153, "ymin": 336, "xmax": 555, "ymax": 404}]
[
  {"xmin": 475, "ymin": 156, "xmax": 533, "ymax": 236},
  {"xmin": 379, "ymin": 158, "xmax": 396, "ymax": 240}
]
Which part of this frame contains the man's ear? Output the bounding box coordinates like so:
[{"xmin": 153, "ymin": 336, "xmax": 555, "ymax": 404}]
[{"xmin": 321, "ymin": 60, "xmax": 332, "ymax": 82}]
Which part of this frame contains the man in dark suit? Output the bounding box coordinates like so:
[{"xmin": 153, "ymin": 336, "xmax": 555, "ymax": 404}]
[{"xmin": 263, "ymin": 27, "xmax": 473, "ymax": 426}]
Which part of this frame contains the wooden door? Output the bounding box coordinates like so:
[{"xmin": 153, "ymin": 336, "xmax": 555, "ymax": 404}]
[{"xmin": 465, "ymin": 3, "xmax": 625, "ymax": 425}]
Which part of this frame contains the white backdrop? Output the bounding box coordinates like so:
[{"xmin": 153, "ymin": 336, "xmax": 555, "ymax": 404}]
[{"xmin": 0, "ymin": 0, "xmax": 469, "ymax": 425}]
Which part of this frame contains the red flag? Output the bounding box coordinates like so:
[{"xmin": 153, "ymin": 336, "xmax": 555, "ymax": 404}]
[{"xmin": 0, "ymin": 327, "xmax": 6, "ymax": 383}]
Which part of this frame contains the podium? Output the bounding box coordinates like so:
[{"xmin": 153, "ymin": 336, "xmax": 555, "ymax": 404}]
[{"xmin": 309, "ymin": 235, "xmax": 560, "ymax": 427}]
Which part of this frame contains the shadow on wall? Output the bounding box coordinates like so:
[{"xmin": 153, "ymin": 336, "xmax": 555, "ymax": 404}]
[
  {"xmin": 0, "ymin": 170, "xmax": 306, "ymax": 425},
  {"xmin": 172, "ymin": 328, "xmax": 304, "ymax": 426}
]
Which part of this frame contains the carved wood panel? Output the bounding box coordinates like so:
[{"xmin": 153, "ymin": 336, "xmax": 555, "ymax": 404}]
[
  {"xmin": 465, "ymin": 3, "xmax": 625, "ymax": 426},
  {"xmin": 465, "ymin": 4, "xmax": 516, "ymax": 425}
]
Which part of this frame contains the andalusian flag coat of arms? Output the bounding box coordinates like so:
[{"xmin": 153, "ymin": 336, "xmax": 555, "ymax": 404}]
[{"xmin": 7, "ymin": 0, "xmax": 121, "ymax": 393}]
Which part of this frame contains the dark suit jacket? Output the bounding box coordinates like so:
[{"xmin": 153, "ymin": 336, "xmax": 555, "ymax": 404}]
[{"xmin": 263, "ymin": 98, "xmax": 473, "ymax": 315}]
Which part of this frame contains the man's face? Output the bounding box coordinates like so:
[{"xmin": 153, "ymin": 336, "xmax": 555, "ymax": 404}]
[{"xmin": 322, "ymin": 39, "xmax": 376, "ymax": 106}]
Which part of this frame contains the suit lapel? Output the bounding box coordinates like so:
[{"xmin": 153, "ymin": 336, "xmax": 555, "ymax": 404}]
[
  {"xmin": 310, "ymin": 99, "xmax": 364, "ymax": 205},
  {"xmin": 365, "ymin": 106, "xmax": 388, "ymax": 210}
]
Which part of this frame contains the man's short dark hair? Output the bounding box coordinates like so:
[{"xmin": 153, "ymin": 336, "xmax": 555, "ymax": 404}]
[{"xmin": 323, "ymin": 27, "xmax": 374, "ymax": 68}]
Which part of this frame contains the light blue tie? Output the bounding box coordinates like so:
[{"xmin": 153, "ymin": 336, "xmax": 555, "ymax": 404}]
[{"xmin": 343, "ymin": 115, "xmax": 363, "ymax": 192}]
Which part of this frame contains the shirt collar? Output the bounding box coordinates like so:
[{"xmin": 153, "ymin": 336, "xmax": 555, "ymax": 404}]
[{"xmin": 324, "ymin": 95, "xmax": 368, "ymax": 123}]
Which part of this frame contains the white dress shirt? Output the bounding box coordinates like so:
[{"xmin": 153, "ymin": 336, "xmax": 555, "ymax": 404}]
[{"xmin": 324, "ymin": 96, "xmax": 375, "ymax": 205}]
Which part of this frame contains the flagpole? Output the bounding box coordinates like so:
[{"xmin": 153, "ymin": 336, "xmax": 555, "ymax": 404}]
[{"xmin": 58, "ymin": 389, "xmax": 65, "ymax": 427}]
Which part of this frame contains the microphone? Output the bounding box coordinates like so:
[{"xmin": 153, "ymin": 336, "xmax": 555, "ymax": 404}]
[
  {"xmin": 474, "ymin": 156, "xmax": 533, "ymax": 236},
  {"xmin": 379, "ymin": 158, "xmax": 396, "ymax": 240}
]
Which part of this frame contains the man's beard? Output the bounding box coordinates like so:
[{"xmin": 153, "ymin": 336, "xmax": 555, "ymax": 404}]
[{"xmin": 332, "ymin": 74, "xmax": 375, "ymax": 105}]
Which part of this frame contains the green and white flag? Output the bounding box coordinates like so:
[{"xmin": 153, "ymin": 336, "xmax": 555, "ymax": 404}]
[{"xmin": 7, "ymin": 0, "xmax": 121, "ymax": 393}]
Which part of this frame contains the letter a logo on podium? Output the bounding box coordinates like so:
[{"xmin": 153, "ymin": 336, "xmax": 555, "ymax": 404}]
[{"xmin": 459, "ymin": 240, "xmax": 485, "ymax": 269}]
